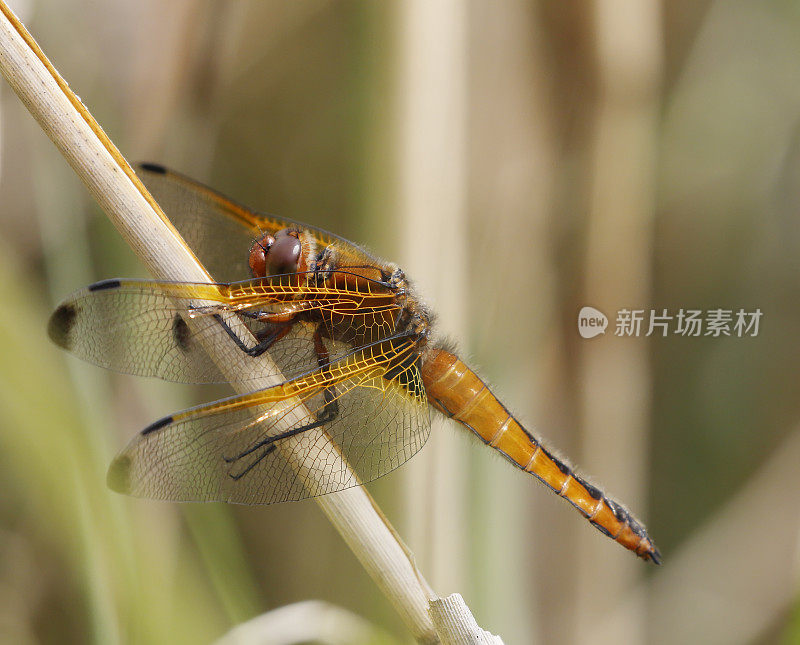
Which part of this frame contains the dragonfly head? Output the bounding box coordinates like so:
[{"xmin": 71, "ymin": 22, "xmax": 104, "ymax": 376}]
[{"xmin": 249, "ymin": 228, "xmax": 304, "ymax": 278}]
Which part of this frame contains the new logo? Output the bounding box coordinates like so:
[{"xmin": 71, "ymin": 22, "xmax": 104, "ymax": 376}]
[{"xmin": 578, "ymin": 306, "xmax": 608, "ymax": 339}]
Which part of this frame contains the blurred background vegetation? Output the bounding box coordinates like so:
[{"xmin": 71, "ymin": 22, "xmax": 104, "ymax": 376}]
[{"xmin": 1, "ymin": 1, "xmax": 799, "ymax": 643}]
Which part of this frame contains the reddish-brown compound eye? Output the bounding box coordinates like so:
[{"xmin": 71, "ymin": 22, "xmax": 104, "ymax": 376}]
[
  {"xmin": 265, "ymin": 230, "xmax": 302, "ymax": 276},
  {"xmin": 248, "ymin": 233, "xmax": 274, "ymax": 278}
]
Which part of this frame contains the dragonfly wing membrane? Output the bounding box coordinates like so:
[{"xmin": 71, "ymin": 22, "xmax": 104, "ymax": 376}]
[
  {"xmin": 48, "ymin": 280, "xmax": 287, "ymax": 383},
  {"xmin": 138, "ymin": 164, "xmax": 258, "ymax": 281},
  {"xmin": 138, "ymin": 163, "xmax": 369, "ymax": 282},
  {"xmin": 48, "ymin": 277, "xmax": 399, "ymax": 384},
  {"xmin": 108, "ymin": 337, "xmax": 430, "ymax": 503}
]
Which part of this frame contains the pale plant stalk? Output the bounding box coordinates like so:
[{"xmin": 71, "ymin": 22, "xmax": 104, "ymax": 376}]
[
  {"xmin": 0, "ymin": 3, "xmax": 501, "ymax": 642},
  {"xmin": 429, "ymin": 595, "xmax": 503, "ymax": 645},
  {"xmin": 575, "ymin": 1, "xmax": 662, "ymax": 643},
  {"xmin": 466, "ymin": 3, "xmax": 556, "ymax": 641},
  {"xmin": 216, "ymin": 600, "xmax": 391, "ymax": 645},
  {"xmin": 396, "ymin": 0, "xmax": 469, "ymax": 597}
]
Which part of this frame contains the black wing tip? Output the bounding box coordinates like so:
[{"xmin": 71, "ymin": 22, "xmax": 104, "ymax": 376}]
[
  {"xmin": 48, "ymin": 303, "xmax": 77, "ymax": 349},
  {"xmin": 142, "ymin": 415, "xmax": 174, "ymax": 435},
  {"xmin": 88, "ymin": 279, "xmax": 122, "ymax": 292},
  {"xmin": 138, "ymin": 162, "xmax": 167, "ymax": 174}
]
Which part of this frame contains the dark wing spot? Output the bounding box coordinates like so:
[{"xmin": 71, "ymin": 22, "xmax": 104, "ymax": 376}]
[
  {"xmin": 48, "ymin": 304, "xmax": 77, "ymax": 349},
  {"xmin": 172, "ymin": 315, "xmax": 191, "ymax": 352},
  {"xmin": 88, "ymin": 279, "xmax": 121, "ymax": 292},
  {"xmin": 139, "ymin": 162, "xmax": 167, "ymax": 174}
]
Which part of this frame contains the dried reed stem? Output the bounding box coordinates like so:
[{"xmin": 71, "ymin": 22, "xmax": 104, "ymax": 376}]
[{"xmin": 576, "ymin": 1, "xmax": 662, "ymax": 642}]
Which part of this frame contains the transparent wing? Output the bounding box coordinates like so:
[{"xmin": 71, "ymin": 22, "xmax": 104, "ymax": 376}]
[
  {"xmin": 107, "ymin": 336, "xmax": 430, "ymax": 503},
  {"xmin": 48, "ymin": 276, "xmax": 401, "ymax": 384},
  {"xmin": 137, "ymin": 163, "xmax": 377, "ymax": 282}
]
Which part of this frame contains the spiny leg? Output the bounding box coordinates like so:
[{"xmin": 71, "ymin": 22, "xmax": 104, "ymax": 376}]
[
  {"xmin": 228, "ymin": 444, "xmax": 276, "ymax": 480},
  {"xmin": 225, "ymin": 416, "xmax": 334, "ymax": 465},
  {"xmin": 247, "ymin": 322, "xmax": 293, "ymax": 357},
  {"xmin": 223, "ymin": 325, "xmax": 339, "ymax": 463},
  {"xmin": 209, "ymin": 311, "xmax": 295, "ymax": 357},
  {"xmin": 224, "ymin": 325, "xmax": 341, "ymax": 480}
]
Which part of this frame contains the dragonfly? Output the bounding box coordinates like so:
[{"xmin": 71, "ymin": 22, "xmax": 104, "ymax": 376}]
[{"xmin": 48, "ymin": 163, "xmax": 661, "ymax": 564}]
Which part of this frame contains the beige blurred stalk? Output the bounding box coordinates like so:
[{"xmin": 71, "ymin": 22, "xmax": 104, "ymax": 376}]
[
  {"xmin": 215, "ymin": 600, "xmax": 391, "ymax": 645},
  {"xmin": 0, "ymin": 3, "xmax": 504, "ymax": 642},
  {"xmin": 395, "ymin": 0, "xmax": 469, "ymax": 595},
  {"xmin": 466, "ymin": 3, "xmax": 556, "ymax": 642},
  {"xmin": 575, "ymin": 1, "xmax": 662, "ymax": 643}
]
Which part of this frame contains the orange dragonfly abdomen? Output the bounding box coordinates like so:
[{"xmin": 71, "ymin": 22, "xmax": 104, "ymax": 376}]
[{"xmin": 420, "ymin": 348, "xmax": 661, "ymax": 564}]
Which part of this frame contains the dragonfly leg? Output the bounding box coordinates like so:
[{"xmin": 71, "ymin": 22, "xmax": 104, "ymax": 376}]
[
  {"xmin": 210, "ymin": 312, "xmax": 293, "ymax": 357},
  {"xmin": 224, "ymin": 409, "xmax": 341, "ymax": 479},
  {"xmin": 244, "ymin": 310, "xmax": 302, "ymax": 356},
  {"xmin": 247, "ymin": 324, "xmax": 293, "ymax": 357},
  {"xmin": 225, "ymin": 415, "xmax": 332, "ymax": 465},
  {"xmin": 224, "ymin": 325, "xmax": 341, "ymax": 480},
  {"xmin": 228, "ymin": 444, "xmax": 277, "ymax": 480}
]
